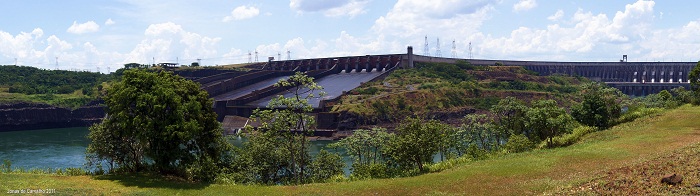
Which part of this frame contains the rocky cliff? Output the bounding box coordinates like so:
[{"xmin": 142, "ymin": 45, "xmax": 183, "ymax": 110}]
[{"xmin": 0, "ymin": 102, "xmax": 105, "ymax": 132}]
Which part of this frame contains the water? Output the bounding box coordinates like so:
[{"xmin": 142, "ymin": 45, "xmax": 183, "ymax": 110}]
[
  {"xmin": 0, "ymin": 127, "xmax": 90, "ymax": 170},
  {"xmin": 0, "ymin": 127, "xmax": 353, "ymax": 175}
]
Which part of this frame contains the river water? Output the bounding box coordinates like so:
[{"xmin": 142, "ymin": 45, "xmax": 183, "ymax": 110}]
[{"xmin": 0, "ymin": 127, "xmax": 352, "ymax": 174}]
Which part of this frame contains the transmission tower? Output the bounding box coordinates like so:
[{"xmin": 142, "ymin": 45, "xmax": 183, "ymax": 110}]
[
  {"xmin": 254, "ymin": 50, "xmax": 259, "ymax": 62},
  {"xmin": 97, "ymin": 66, "xmax": 100, "ymax": 73},
  {"xmin": 423, "ymin": 35, "xmax": 429, "ymax": 56},
  {"xmin": 248, "ymin": 51, "xmax": 252, "ymax": 63},
  {"xmin": 435, "ymin": 38, "xmax": 441, "ymax": 57},
  {"xmin": 451, "ymin": 40, "xmax": 457, "ymax": 58},
  {"xmin": 287, "ymin": 50, "xmax": 291, "ymax": 60},
  {"xmin": 278, "ymin": 52, "xmax": 281, "ymax": 61},
  {"xmin": 107, "ymin": 66, "xmax": 110, "ymax": 73},
  {"xmin": 468, "ymin": 42, "xmax": 473, "ymax": 59}
]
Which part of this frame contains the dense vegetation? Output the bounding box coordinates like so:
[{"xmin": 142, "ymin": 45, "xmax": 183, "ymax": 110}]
[
  {"xmin": 0, "ymin": 65, "xmax": 109, "ymax": 95},
  {"xmin": 86, "ymin": 69, "xmax": 231, "ymax": 181},
  {"xmin": 0, "ymin": 65, "xmax": 113, "ymax": 108}
]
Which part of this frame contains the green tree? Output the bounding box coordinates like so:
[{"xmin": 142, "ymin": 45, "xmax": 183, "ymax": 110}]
[
  {"xmin": 525, "ymin": 99, "xmax": 575, "ymax": 147},
  {"xmin": 688, "ymin": 61, "xmax": 700, "ymax": 105},
  {"xmin": 244, "ymin": 72, "xmax": 326, "ymax": 184},
  {"xmin": 571, "ymin": 83, "xmax": 623, "ymax": 128},
  {"xmin": 490, "ymin": 97, "xmax": 528, "ymax": 139},
  {"xmin": 330, "ymin": 128, "xmax": 393, "ymax": 179},
  {"xmin": 85, "ymin": 69, "xmax": 230, "ymax": 181},
  {"xmin": 385, "ymin": 118, "xmax": 443, "ymax": 171},
  {"xmin": 309, "ymin": 150, "xmax": 345, "ymax": 182}
]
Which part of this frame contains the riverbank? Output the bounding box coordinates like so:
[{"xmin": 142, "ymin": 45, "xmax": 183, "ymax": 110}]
[
  {"xmin": 0, "ymin": 102, "xmax": 104, "ymax": 132},
  {"xmin": 3, "ymin": 105, "xmax": 700, "ymax": 195}
]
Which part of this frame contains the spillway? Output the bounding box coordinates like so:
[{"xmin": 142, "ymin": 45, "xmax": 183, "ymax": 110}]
[{"xmin": 248, "ymin": 69, "xmax": 387, "ymax": 108}]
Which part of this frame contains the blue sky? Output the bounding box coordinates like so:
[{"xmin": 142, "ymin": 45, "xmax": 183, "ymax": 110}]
[{"xmin": 1, "ymin": 0, "xmax": 699, "ymax": 72}]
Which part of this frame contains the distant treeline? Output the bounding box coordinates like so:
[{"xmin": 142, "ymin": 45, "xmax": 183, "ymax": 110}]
[{"xmin": 0, "ymin": 65, "xmax": 110, "ymax": 95}]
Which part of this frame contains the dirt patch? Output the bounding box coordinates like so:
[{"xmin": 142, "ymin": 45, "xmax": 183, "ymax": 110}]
[{"xmin": 562, "ymin": 142, "xmax": 700, "ymax": 195}]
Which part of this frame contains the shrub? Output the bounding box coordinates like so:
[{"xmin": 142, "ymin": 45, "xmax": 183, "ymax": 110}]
[
  {"xmin": 504, "ymin": 134, "xmax": 535, "ymax": 153},
  {"xmin": 614, "ymin": 107, "xmax": 664, "ymax": 125},
  {"xmin": 350, "ymin": 163, "xmax": 392, "ymax": 180},
  {"xmin": 309, "ymin": 150, "xmax": 345, "ymax": 183},
  {"xmin": 544, "ymin": 126, "xmax": 598, "ymax": 148},
  {"xmin": 426, "ymin": 157, "xmax": 471, "ymax": 173}
]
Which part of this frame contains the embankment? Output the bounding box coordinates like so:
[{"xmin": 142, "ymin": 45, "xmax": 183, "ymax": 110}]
[{"xmin": 0, "ymin": 102, "xmax": 104, "ymax": 132}]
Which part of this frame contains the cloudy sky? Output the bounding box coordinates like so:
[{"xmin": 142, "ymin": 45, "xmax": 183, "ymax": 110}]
[{"xmin": 1, "ymin": 0, "xmax": 699, "ymax": 72}]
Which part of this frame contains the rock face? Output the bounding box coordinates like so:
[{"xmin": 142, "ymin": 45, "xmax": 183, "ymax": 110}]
[
  {"xmin": 0, "ymin": 102, "xmax": 105, "ymax": 132},
  {"xmin": 660, "ymin": 174, "xmax": 683, "ymax": 185}
]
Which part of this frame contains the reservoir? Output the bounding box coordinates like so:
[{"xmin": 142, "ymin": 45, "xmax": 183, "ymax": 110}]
[{"xmin": 0, "ymin": 127, "xmax": 352, "ymax": 174}]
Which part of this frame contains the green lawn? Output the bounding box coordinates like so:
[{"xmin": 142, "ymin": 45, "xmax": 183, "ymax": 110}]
[{"xmin": 3, "ymin": 105, "xmax": 700, "ymax": 195}]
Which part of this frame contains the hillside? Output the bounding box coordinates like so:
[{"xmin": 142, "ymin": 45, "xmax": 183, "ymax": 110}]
[
  {"xmin": 0, "ymin": 65, "xmax": 111, "ymax": 108},
  {"xmin": 329, "ymin": 61, "xmax": 587, "ymax": 127},
  {"xmin": 2, "ymin": 105, "xmax": 699, "ymax": 195}
]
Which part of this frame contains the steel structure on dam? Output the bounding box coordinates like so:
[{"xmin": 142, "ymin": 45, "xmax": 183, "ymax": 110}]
[{"xmin": 188, "ymin": 47, "xmax": 696, "ymax": 130}]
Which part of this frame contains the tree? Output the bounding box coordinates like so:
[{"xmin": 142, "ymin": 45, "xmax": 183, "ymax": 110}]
[
  {"xmin": 571, "ymin": 83, "xmax": 622, "ymax": 128},
  {"xmin": 309, "ymin": 150, "xmax": 345, "ymax": 182},
  {"xmin": 385, "ymin": 118, "xmax": 443, "ymax": 171},
  {"xmin": 85, "ymin": 69, "xmax": 230, "ymax": 181},
  {"xmin": 525, "ymin": 99, "xmax": 575, "ymax": 147},
  {"xmin": 491, "ymin": 97, "xmax": 528, "ymax": 139},
  {"xmin": 243, "ymin": 72, "xmax": 328, "ymax": 184},
  {"xmin": 688, "ymin": 61, "xmax": 700, "ymax": 105}
]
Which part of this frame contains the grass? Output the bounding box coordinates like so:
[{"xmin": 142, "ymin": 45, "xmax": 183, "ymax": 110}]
[{"xmin": 3, "ymin": 105, "xmax": 700, "ymax": 195}]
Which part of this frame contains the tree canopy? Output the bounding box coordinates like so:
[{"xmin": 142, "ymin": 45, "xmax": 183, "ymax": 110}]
[
  {"xmin": 0, "ymin": 65, "xmax": 108, "ymax": 95},
  {"xmin": 85, "ymin": 69, "xmax": 230, "ymax": 181}
]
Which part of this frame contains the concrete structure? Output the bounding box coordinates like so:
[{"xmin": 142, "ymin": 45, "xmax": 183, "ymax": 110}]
[{"xmin": 182, "ymin": 47, "xmax": 696, "ymax": 131}]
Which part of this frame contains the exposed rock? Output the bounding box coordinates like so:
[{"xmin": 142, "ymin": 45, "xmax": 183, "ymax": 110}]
[
  {"xmin": 0, "ymin": 102, "xmax": 105, "ymax": 132},
  {"xmin": 660, "ymin": 174, "xmax": 683, "ymax": 185}
]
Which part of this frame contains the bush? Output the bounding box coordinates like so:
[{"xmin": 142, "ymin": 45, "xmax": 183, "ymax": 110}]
[
  {"xmin": 350, "ymin": 163, "xmax": 392, "ymax": 180},
  {"xmin": 426, "ymin": 157, "xmax": 471, "ymax": 173},
  {"xmin": 614, "ymin": 107, "xmax": 664, "ymax": 125},
  {"xmin": 504, "ymin": 134, "xmax": 535, "ymax": 153},
  {"xmin": 544, "ymin": 126, "xmax": 598, "ymax": 148},
  {"xmin": 309, "ymin": 150, "xmax": 345, "ymax": 183}
]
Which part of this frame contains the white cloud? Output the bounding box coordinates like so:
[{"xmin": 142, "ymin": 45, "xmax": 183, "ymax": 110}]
[
  {"xmin": 372, "ymin": 0, "xmax": 497, "ymax": 40},
  {"xmin": 477, "ymin": 0, "xmax": 658, "ymax": 61},
  {"xmin": 290, "ymin": 0, "xmax": 369, "ymax": 18},
  {"xmin": 66, "ymin": 21, "xmax": 100, "ymax": 34},
  {"xmin": 105, "ymin": 18, "xmax": 115, "ymax": 26},
  {"xmin": 126, "ymin": 22, "xmax": 222, "ymax": 64},
  {"xmin": 513, "ymin": 0, "xmax": 537, "ymax": 12},
  {"xmin": 223, "ymin": 6, "xmax": 260, "ymax": 22},
  {"xmin": 547, "ymin": 10, "xmax": 564, "ymax": 21}
]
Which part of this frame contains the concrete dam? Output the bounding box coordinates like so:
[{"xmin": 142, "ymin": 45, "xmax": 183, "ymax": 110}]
[{"xmin": 183, "ymin": 47, "xmax": 696, "ymax": 132}]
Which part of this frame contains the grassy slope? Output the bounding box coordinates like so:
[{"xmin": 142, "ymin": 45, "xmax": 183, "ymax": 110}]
[{"xmin": 2, "ymin": 105, "xmax": 700, "ymax": 195}]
